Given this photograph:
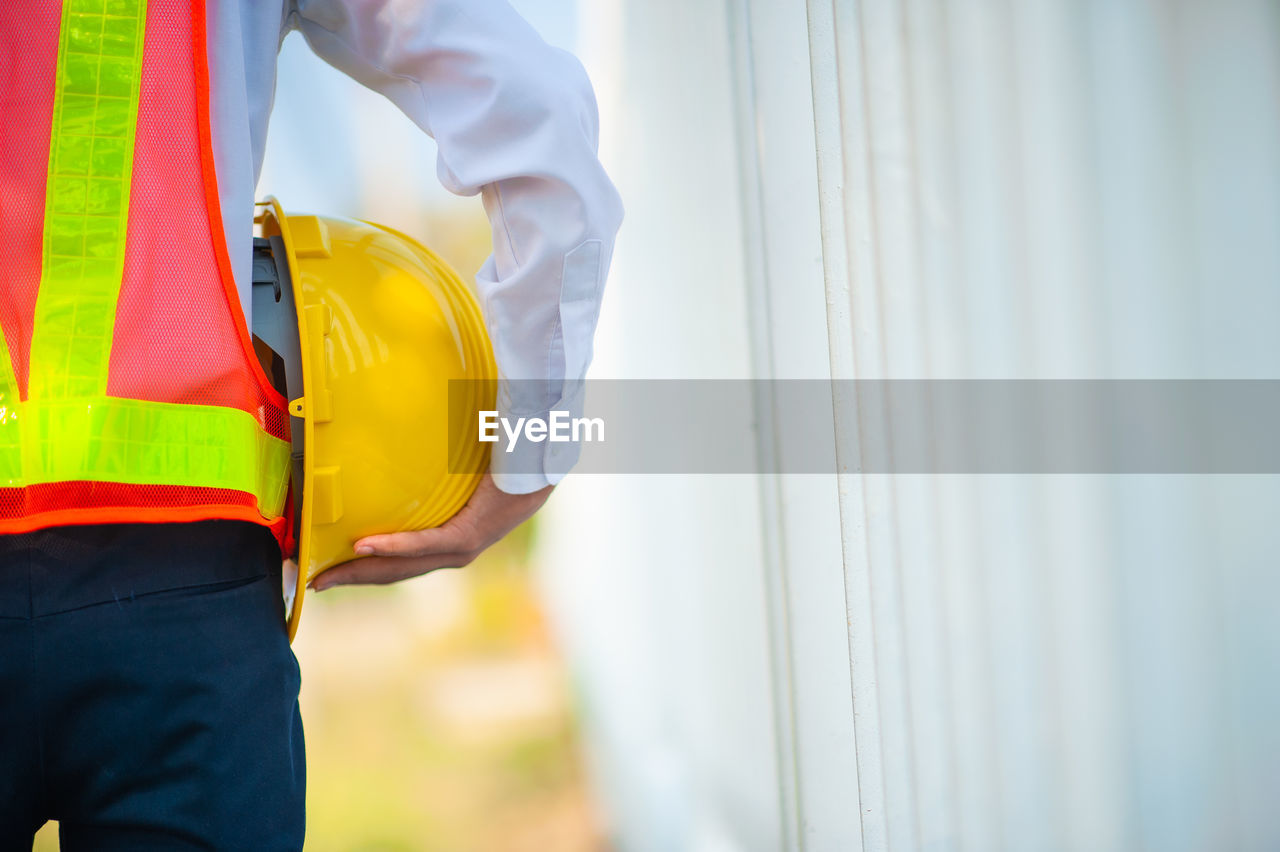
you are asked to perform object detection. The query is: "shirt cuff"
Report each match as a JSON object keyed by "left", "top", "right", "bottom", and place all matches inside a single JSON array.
[{"left": 486, "top": 385, "right": 587, "bottom": 495}]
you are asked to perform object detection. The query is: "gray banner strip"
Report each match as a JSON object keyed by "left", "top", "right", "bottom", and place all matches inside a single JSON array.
[{"left": 450, "top": 380, "right": 1280, "bottom": 474}]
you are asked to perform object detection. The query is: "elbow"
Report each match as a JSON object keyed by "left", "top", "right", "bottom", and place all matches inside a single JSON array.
[
  {"left": 520, "top": 56, "right": 624, "bottom": 241},
  {"left": 544, "top": 57, "right": 623, "bottom": 237},
  {"left": 534, "top": 52, "right": 607, "bottom": 162},
  {"left": 598, "top": 179, "right": 624, "bottom": 240}
]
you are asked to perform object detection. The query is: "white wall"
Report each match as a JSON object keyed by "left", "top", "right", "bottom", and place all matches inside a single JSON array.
[
  {"left": 537, "top": 0, "right": 787, "bottom": 849},
  {"left": 543, "top": 1, "right": 1280, "bottom": 850}
]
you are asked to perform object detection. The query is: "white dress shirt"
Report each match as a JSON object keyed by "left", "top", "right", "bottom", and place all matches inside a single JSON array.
[{"left": 208, "top": 0, "right": 622, "bottom": 494}]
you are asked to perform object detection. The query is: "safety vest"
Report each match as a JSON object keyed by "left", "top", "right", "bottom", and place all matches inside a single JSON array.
[{"left": 0, "top": 1, "right": 292, "bottom": 546}]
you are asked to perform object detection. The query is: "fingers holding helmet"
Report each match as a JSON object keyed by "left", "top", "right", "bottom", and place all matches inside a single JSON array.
[{"left": 310, "top": 474, "right": 553, "bottom": 592}]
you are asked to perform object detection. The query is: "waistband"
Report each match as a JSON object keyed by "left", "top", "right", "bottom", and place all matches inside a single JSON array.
[{"left": 0, "top": 521, "right": 281, "bottom": 619}]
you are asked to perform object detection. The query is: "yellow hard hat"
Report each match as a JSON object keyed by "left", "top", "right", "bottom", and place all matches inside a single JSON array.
[{"left": 253, "top": 198, "right": 495, "bottom": 640}]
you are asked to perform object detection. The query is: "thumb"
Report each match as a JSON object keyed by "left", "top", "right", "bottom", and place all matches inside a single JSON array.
[{"left": 353, "top": 520, "right": 474, "bottom": 557}]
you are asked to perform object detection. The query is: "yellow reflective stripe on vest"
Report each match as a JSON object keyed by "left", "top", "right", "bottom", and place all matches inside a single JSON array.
[
  {"left": 31, "top": 0, "right": 146, "bottom": 400},
  {"left": 0, "top": 335, "right": 20, "bottom": 480},
  {"left": 0, "top": 0, "right": 291, "bottom": 518},
  {"left": 0, "top": 326, "right": 21, "bottom": 431},
  {"left": 0, "top": 399, "right": 290, "bottom": 515}
]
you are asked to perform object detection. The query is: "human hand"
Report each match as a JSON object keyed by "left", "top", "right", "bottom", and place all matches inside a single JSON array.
[{"left": 308, "top": 474, "right": 553, "bottom": 591}]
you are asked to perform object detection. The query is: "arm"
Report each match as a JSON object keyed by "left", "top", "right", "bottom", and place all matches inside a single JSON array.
[{"left": 286, "top": 0, "right": 621, "bottom": 587}]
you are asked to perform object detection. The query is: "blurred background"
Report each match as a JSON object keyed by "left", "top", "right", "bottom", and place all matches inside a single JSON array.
[
  {"left": 38, "top": 0, "right": 1280, "bottom": 849},
  {"left": 248, "top": 2, "right": 604, "bottom": 849},
  {"left": 260, "top": 3, "right": 608, "bottom": 849}
]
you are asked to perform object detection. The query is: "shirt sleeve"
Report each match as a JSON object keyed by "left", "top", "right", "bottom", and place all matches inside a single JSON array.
[{"left": 285, "top": 0, "right": 623, "bottom": 493}]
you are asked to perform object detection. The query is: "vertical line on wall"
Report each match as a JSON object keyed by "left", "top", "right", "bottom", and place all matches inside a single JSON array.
[
  {"left": 723, "top": 0, "right": 804, "bottom": 846},
  {"left": 804, "top": 0, "right": 888, "bottom": 848},
  {"left": 893, "top": 0, "right": 967, "bottom": 844},
  {"left": 932, "top": 0, "right": 1005, "bottom": 846},
  {"left": 849, "top": 0, "right": 924, "bottom": 847}
]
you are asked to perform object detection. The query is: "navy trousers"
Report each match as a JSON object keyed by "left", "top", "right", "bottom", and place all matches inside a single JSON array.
[{"left": 0, "top": 521, "right": 305, "bottom": 851}]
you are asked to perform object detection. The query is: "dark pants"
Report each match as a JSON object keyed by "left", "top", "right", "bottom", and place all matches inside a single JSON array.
[{"left": 0, "top": 521, "right": 305, "bottom": 851}]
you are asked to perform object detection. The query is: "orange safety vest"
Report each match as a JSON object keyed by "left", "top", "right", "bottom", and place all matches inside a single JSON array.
[{"left": 0, "top": 1, "right": 292, "bottom": 548}]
